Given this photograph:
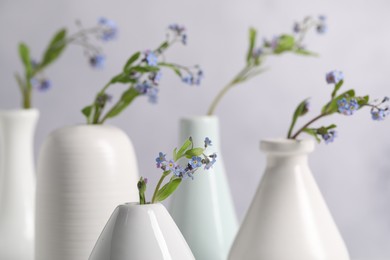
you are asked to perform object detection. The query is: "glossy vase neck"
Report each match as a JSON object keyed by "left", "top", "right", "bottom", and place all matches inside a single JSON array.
[
  {"left": 180, "top": 115, "right": 220, "bottom": 148},
  {"left": 0, "top": 109, "right": 39, "bottom": 215}
]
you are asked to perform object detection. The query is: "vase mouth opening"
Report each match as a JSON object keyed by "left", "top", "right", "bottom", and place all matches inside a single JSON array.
[
  {"left": 0, "top": 108, "right": 40, "bottom": 117},
  {"left": 260, "top": 138, "right": 315, "bottom": 155}
]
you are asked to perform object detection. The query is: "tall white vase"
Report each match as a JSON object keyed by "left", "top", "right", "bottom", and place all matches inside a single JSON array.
[
  {"left": 228, "top": 139, "right": 350, "bottom": 260},
  {"left": 36, "top": 125, "right": 139, "bottom": 260},
  {"left": 89, "top": 203, "right": 195, "bottom": 260},
  {"left": 0, "top": 109, "right": 39, "bottom": 260},
  {"left": 169, "top": 115, "right": 238, "bottom": 260}
]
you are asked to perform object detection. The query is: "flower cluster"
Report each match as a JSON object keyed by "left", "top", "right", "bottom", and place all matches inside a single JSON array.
[
  {"left": 82, "top": 24, "right": 203, "bottom": 124},
  {"left": 293, "top": 15, "right": 327, "bottom": 35},
  {"left": 137, "top": 137, "right": 217, "bottom": 204},
  {"left": 168, "top": 24, "right": 187, "bottom": 45},
  {"left": 287, "top": 70, "right": 389, "bottom": 143},
  {"left": 207, "top": 15, "right": 324, "bottom": 115},
  {"left": 16, "top": 17, "right": 116, "bottom": 108}
]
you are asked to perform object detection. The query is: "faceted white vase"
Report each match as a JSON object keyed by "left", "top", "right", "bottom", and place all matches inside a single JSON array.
[
  {"left": 36, "top": 125, "right": 139, "bottom": 260},
  {"left": 89, "top": 203, "right": 195, "bottom": 260},
  {"left": 169, "top": 115, "right": 238, "bottom": 260},
  {"left": 228, "top": 139, "right": 350, "bottom": 260},
  {"left": 0, "top": 109, "right": 38, "bottom": 260}
]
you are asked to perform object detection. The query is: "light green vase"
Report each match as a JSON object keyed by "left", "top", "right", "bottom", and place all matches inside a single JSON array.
[{"left": 169, "top": 115, "right": 238, "bottom": 260}]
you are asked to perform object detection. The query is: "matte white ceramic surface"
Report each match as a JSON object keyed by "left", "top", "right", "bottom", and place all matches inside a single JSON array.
[
  {"left": 169, "top": 116, "right": 238, "bottom": 260},
  {"left": 89, "top": 203, "right": 195, "bottom": 260},
  {"left": 0, "top": 109, "right": 38, "bottom": 260},
  {"left": 228, "top": 138, "right": 350, "bottom": 260},
  {"left": 36, "top": 125, "right": 139, "bottom": 260}
]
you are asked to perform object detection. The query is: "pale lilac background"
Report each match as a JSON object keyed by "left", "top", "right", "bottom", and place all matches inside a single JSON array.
[{"left": 0, "top": 0, "right": 389, "bottom": 259}]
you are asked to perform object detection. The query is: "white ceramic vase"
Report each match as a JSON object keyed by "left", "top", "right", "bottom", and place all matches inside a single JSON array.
[
  {"left": 89, "top": 203, "right": 195, "bottom": 260},
  {"left": 169, "top": 115, "right": 238, "bottom": 260},
  {"left": 0, "top": 109, "right": 39, "bottom": 260},
  {"left": 36, "top": 125, "right": 139, "bottom": 260},
  {"left": 228, "top": 139, "right": 350, "bottom": 260}
]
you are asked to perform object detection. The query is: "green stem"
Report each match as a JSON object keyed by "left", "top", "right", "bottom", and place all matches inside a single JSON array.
[
  {"left": 290, "top": 113, "right": 328, "bottom": 139},
  {"left": 206, "top": 66, "right": 251, "bottom": 115},
  {"left": 151, "top": 171, "right": 169, "bottom": 203}
]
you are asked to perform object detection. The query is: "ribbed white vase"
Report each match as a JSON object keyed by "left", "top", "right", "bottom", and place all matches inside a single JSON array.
[
  {"left": 36, "top": 125, "right": 139, "bottom": 260},
  {"left": 0, "top": 109, "right": 38, "bottom": 260},
  {"left": 169, "top": 115, "right": 238, "bottom": 260},
  {"left": 228, "top": 139, "right": 350, "bottom": 260},
  {"left": 89, "top": 203, "right": 195, "bottom": 260}
]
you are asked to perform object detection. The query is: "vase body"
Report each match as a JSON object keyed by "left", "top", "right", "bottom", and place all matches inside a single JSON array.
[
  {"left": 228, "top": 139, "right": 350, "bottom": 260},
  {"left": 0, "top": 109, "right": 39, "bottom": 260},
  {"left": 89, "top": 203, "right": 195, "bottom": 260},
  {"left": 36, "top": 125, "right": 139, "bottom": 260},
  {"left": 169, "top": 115, "right": 238, "bottom": 260}
]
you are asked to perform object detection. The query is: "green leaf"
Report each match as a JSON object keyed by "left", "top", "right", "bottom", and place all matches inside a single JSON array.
[
  {"left": 81, "top": 105, "right": 95, "bottom": 124},
  {"left": 102, "top": 87, "right": 140, "bottom": 120},
  {"left": 41, "top": 28, "right": 67, "bottom": 68},
  {"left": 302, "top": 128, "right": 321, "bottom": 143},
  {"left": 155, "top": 178, "right": 182, "bottom": 202},
  {"left": 173, "top": 148, "right": 178, "bottom": 161},
  {"left": 321, "top": 89, "right": 355, "bottom": 114},
  {"left": 110, "top": 73, "right": 136, "bottom": 84},
  {"left": 175, "top": 139, "right": 192, "bottom": 161},
  {"left": 294, "top": 48, "right": 319, "bottom": 56},
  {"left": 287, "top": 98, "right": 309, "bottom": 138},
  {"left": 184, "top": 148, "right": 204, "bottom": 158},
  {"left": 273, "top": 35, "right": 295, "bottom": 54},
  {"left": 18, "top": 43, "right": 32, "bottom": 77},
  {"left": 331, "top": 80, "right": 344, "bottom": 99},
  {"left": 326, "top": 124, "right": 337, "bottom": 130},
  {"left": 123, "top": 52, "right": 141, "bottom": 72},
  {"left": 246, "top": 28, "right": 257, "bottom": 63},
  {"left": 156, "top": 41, "right": 169, "bottom": 53},
  {"left": 356, "top": 95, "right": 369, "bottom": 107}
]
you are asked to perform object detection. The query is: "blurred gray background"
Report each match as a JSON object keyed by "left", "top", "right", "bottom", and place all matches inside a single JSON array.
[{"left": 0, "top": 0, "right": 389, "bottom": 259}]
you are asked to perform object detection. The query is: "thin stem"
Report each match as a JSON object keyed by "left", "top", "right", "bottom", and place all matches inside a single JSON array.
[
  {"left": 290, "top": 113, "right": 328, "bottom": 139},
  {"left": 151, "top": 172, "right": 169, "bottom": 203},
  {"left": 206, "top": 66, "right": 251, "bottom": 115}
]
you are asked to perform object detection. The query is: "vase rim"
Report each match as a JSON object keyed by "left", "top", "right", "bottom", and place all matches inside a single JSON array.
[
  {"left": 260, "top": 138, "right": 315, "bottom": 154},
  {"left": 180, "top": 115, "right": 218, "bottom": 121},
  {"left": 0, "top": 108, "right": 39, "bottom": 116}
]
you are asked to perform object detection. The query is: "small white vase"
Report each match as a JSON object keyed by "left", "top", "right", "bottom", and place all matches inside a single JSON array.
[
  {"left": 228, "top": 138, "right": 350, "bottom": 260},
  {"left": 89, "top": 203, "right": 195, "bottom": 260},
  {"left": 169, "top": 115, "right": 238, "bottom": 260},
  {"left": 36, "top": 125, "right": 139, "bottom": 260},
  {"left": 0, "top": 109, "right": 39, "bottom": 260}
]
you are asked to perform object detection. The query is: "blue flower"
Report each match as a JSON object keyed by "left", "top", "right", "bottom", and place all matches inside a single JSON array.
[
  {"left": 204, "top": 158, "right": 216, "bottom": 170},
  {"left": 181, "top": 34, "right": 187, "bottom": 45},
  {"left": 293, "top": 22, "right": 301, "bottom": 33},
  {"left": 147, "top": 87, "right": 159, "bottom": 104},
  {"left": 182, "top": 75, "right": 193, "bottom": 84},
  {"left": 149, "top": 71, "right": 163, "bottom": 84},
  {"left": 252, "top": 47, "right": 263, "bottom": 59},
  {"left": 172, "top": 165, "right": 184, "bottom": 177},
  {"left": 166, "top": 160, "right": 177, "bottom": 171},
  {"left": 337, "top": 98, "right": 359, "bottom": 116},
  {"left": 135, "top": 81, "right": 152, "bottom": 94},
  {"left": 144, "top": 50, "right": 158, "bottom": 67},
  {"left": 321, "top": 130, "right": 337, "bottom": 144},
  {"left": 204, "top": 137, "right": 212, "bottom": 147},
  {"left": 189, "top": 156, "right": 202, "bottom": 168},
  {"left": 326, "top": 70, "right": 344, "bottom": 84},
  {"left": 168, "top": 24, "right": 186, "bottom": 35},
  {"left": 31, "top": 78, "right": 51, "bottom": 92},
  {"left": 90, "top": 54, "right": 105, "bottom": 69},
  {"left": 156, "top": 152, "right": 166, "bottom": 168},
  {"left": 371, "top": 109, "right": 388, "bottom": 121},
  {"left": 98, "top": 17, "right": 118, "bottom": 41}
]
